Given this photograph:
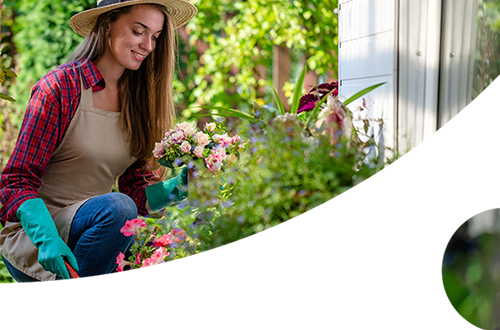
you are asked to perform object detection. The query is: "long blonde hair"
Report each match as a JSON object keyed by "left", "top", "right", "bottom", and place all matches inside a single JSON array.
[{"left": 68, "top": 4, "right": 177, "bottom": 169}]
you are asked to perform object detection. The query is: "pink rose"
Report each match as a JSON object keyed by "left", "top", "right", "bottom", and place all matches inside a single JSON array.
[
  {"left": 153, "top": 142, "right": 165, "bottom": 159},
  {"left": 176, "top": 122, "right": 196, "bottom": 137},
  {"left": 180, "top": 141, "right": 191, "bottom": 153},
  {"left": 213, "top": 146, "right": 227, "bottom": 159},
  {"left": 193, "top": 145, "right": 204, "bottom": 158},
  {"left": 120, "top": 218, "right": 147, "bottom": 237},
  {"left": 194, "top": 131, "right": 210, "bottom": 147},
  {"left": 205, "top": 154, "right": 223, "bottom": 172},
  {"left": 218, "top": 133, "right": 233, "bottom": 148},
  {"left": 205, "top": 122, "right": 216, "bottom": 132},
  {"left": 171, "top": 131, "right": 185, "bottom": 143}
]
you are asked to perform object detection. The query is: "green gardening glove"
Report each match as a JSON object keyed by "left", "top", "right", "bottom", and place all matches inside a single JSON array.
[
  {"left": 17, "top": 198, "right": 79, "bottom": 279},
  {"left": 145, "top": 167, "right": 188, "bottom": 212}
]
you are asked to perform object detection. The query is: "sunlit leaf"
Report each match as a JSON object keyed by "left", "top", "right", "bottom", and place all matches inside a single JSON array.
[
  {"left": 271, "top": 85, "right": 286, "bottom": 115},
  {"left": 0, "top": 93, "right": 16, "bottom": 102},
  {"left": 290, "top": 64, "right": 308, "bottom": 114},
  {"left": 344, "top": 82, "right": 386, "bottom": 106},
  {"left": 2, "top": 69, "right": 17, "bottom": 78},
  {"left": 187, "top": 105, "right": 255, "bottom": 122}
]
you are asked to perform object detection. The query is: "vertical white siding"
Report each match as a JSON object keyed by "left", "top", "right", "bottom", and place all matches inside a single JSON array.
[
  {"left": 339, "top": 0, "right": 398, "bottom": 158},
  {"left": 439, "top": 0, "right": 478, "bottom": 127},
  {"left": 397, "top": 0, "right": 442, "bottom": 153}
]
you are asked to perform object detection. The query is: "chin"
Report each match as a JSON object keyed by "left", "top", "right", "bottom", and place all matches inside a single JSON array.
[{"left": 125, "top": 62, "right": 143, "bottom": 71}]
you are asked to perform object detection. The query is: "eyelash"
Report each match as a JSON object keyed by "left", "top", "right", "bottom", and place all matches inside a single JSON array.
[{"left": 133, "top": 31, "right": 158, "bottom": 40}]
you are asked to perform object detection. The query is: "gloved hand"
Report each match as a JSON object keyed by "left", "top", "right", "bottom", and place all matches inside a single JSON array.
[
  {"left": 17, "top": 198, "right": 79, "bottom": 279},
  {"left": 145, "top": 166, "right": 188, "bottom": 212}
]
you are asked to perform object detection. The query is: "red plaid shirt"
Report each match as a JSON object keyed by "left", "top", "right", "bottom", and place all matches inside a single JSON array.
[{"left": 0, "top": 59, "right": 154, "bottom": 225}]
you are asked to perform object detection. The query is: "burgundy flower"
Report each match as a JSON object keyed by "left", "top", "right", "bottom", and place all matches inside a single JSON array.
[
  {"left": 297, "top": 81, "right": 339, "bottom": 114},
  {"left": 298, "top": 94, "right": 318, "bottom": 113}
]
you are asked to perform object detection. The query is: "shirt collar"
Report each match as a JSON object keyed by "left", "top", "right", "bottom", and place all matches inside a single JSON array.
[{"left": 76, "top": 58, "right": 106, "bottom": 92}]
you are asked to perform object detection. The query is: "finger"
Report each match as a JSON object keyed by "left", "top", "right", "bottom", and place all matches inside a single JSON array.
[
  {"left": 65, "top": 251, "right": 79, "bottom": 272},
  {"left": 57, "top": 262, "right": 70, "bottom": 280}
]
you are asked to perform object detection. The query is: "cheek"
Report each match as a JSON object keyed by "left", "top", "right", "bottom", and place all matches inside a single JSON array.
[{"left": 109, "top": 29, "right": 130, "bottom": 50}]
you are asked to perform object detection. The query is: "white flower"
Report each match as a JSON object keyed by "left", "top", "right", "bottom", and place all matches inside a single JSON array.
[
  {"left": 153, "top": 142, "right": 165, "bottom": 158},
  {"left": 194, "top": 131, "right": 210, "bottom": 147},
  {"left": 180, "top": 141, "right": 191, "bottom": 153},
  {"left": 193, "top": 145, "right": 204, "bottom": 158},
  {"left": 212, "top": 146, "right": 227, "bottom": 159},
  {"left": 205, "top": 122, "right": 216, "bottom": 132},
  {"left": 176, "top": 122, "right": 196, "bottom": 137}
]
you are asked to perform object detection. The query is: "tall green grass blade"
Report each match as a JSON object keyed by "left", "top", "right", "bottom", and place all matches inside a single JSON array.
[
  {"left": 271, "top": 85, "right": 286, "bottom": 115},
  {"left": 343, "top": 82, "right": 386, "bottom": 106},
  {"left": 290, "top": 64, "right": 307, "bottom": 114},
  {"left": 187, "top": 105, "right": 255, "bottom": 122}
]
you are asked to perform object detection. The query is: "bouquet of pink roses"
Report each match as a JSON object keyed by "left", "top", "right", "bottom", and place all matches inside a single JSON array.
[
  {"left": 115, "top": 218, "right": 187, "bottom": 272},
  {"left": 153, "top": 121, "right": 244, "bottom": 172}
]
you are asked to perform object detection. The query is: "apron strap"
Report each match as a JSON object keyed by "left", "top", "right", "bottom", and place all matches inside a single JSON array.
[{"left": 79, "top": 77, "right": 93, "bottom": 108}]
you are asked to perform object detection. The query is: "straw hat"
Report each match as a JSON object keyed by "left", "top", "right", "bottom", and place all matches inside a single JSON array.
[{"left": 70, "top": 0, "right": 197, "bottom": 37}]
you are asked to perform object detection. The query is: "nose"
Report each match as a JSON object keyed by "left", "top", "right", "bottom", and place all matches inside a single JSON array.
[{"left": 140, "top": 37, "right": 154, "bottom": 53}]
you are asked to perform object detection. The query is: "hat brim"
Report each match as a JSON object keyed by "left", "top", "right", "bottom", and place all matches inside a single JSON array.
[{"left": 70, "top": 0, "right": 197, "bottom": 37}]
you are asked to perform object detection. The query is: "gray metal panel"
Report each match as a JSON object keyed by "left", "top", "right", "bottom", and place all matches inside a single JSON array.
[
  {"left": 439, "top": 0, "right": 478, "bottom": 127},
  {"left": 397, "top": 0, "right": 442, "bottom": 153},
  {"left": 339, "top": 0, "right": 398, "bottom": 156}
]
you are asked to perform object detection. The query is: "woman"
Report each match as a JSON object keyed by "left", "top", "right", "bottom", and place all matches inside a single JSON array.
[{"left": 0, "top": 0, "right": 197, "bottom": 282}]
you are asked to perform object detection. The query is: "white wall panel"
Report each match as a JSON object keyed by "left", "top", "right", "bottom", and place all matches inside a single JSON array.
[
  {"left": 339, "top": 0, "right": 398, "bottom": 157},
  {"left": 439, "top": 0, "right": 478, "bottom": 127},
  {"left": 398, "top": 0, "right": 442, "bottom": 153}
]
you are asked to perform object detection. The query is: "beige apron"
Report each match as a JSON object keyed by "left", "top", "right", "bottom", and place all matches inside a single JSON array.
[{"left": 0, "top": 78, "right": 137, "bottom": 281}]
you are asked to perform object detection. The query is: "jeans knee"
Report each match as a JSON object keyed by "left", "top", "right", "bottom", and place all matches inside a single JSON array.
[{"left": 105, "top": 193, "right": 138, "bottom": 223}]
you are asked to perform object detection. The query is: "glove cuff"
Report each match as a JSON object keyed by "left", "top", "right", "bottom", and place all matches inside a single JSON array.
[
  {"left": 146, "top": 168, "right": 188, "bottom": 212},
  {"left": 17, "top": 198, "right": 59, "bottom": 248}
]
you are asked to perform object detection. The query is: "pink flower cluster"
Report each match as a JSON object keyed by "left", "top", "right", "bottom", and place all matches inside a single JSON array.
[
  {"left": 152, "top": 228, "right": 187, "bottom": 247},
  {"left": 120, "top": 218, "right": 147, "bottom": 237},
  {"left": 116, "top": 218, "right": 187, "bottom": 272},
  {"left": 153, "top": 121, "right": 243, "bottom": 173}
]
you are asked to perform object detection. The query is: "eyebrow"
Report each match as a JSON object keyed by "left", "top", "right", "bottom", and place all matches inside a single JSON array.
[{"left": 134, "top": 22, "right": 162, "bottom": 33}]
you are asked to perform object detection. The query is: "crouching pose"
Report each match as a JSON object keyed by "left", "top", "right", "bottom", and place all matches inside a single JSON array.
[{"left": 0, "top": 0, "right": 197, "bottom": 281}]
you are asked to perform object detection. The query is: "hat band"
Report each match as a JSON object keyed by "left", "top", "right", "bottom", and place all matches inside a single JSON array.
[{"left": 97, "top": 0, "right": 133, "bottom": 8}]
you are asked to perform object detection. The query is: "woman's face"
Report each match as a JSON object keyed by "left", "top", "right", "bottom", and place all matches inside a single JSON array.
[{"left": 105, "top": 5, "right": 164, "bottom": 71}]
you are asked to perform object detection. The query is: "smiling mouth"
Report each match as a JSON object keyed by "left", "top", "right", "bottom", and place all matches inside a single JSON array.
[{"left": 132, "top": 50, "right": 146, "bottom": 60}]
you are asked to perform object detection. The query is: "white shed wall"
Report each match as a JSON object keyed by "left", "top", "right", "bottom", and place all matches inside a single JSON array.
[{"left": 338, "top": 0, "right": 398, "bottom": 159}]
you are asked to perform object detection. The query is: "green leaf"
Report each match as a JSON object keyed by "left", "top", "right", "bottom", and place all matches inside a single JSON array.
[
  {"left": 2, "top": 69, "right": 17, "bottom": 78},
  {"left": 271, "top": 85, "right": 286, "bottom": 115},
  {"left": 344, "top": 82, "right": 386, "bottom": 106},
  {"left": 0, "top": 93, "right": 16, "bottom": 102},
  {"left": 290, "top": 64, "right": 308, "bottom": 114},
  {"left": 187, "top": 106, "right": 255, "bottom": 122}
]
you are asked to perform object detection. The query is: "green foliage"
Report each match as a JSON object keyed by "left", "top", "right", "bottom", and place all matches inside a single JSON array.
[
  {"left": 10, "top": 0, "right": 92, "bottom": 113},
  {"left": 159, "top": 103, "right": 383, "bottom": 253},
  {"left": 180, "top": 0, "right": 339, "bottom": 117},
  {"left": 0, "top": 2, "right": 20, "bottom": 169},
  {"left": 443, "top": 220, "right": 500, "bottom": 329}
]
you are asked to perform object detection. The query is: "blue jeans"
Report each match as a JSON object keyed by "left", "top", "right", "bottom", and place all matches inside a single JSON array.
[{"left": 2, "top": 192, "right": 137, "bottom": 282}]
